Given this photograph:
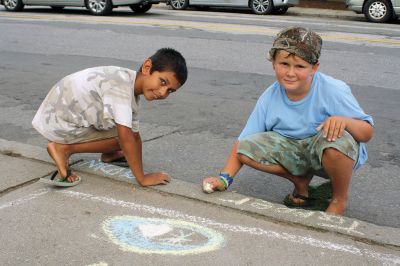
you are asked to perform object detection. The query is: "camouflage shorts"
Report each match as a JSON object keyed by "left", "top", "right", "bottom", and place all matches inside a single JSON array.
[
  {"left": 237, "top": 130, "right": 359, "bottom": 178},
  {"left": 75, "top": 127, "right": 118, "bottom": 143}
]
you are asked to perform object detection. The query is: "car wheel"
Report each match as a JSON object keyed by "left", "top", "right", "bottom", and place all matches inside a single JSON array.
[
  {"left": 50, "top": 6, "right": 65, "bottom": 11},
  {"left": 86, "top": 0, "right": 113, "bottom": 15},
  {"left": 130, "top": 3, "right": 152, "bottom": 13},
  {"left": 3, "top": 0, "right": 24, "bottom": 11},
  {"left": 169, "top": 0, "right": 189, "bottom": 10},
  {"left": 272, "top": 6, "right": 288, "bottom": 15},
  {"left": 363, "top": 0, "right": 393, "bottom": 23},
  {"left": 250, "top": 0, "right": 273, "bottom": 15}
]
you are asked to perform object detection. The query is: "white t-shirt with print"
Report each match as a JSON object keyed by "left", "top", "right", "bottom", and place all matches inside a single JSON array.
[{"left": 32, "top": 66, "right": 139, "bottom": 143}]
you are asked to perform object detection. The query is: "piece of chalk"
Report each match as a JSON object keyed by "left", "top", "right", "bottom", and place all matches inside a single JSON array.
[{"left": 203, "top": 182, "right": 214, "bottom": 194}]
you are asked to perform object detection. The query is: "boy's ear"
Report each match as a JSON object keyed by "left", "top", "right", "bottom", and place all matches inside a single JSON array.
[
  {"left": 141, "top": 59, "right": 152, "bottom": 75},
  {"left": 312, "top": 61, "right": 320, "bottom": 73}
]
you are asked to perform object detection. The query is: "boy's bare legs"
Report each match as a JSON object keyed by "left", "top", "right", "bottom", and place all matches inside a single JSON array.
[
  {"left": 237, "top": 154, "right": 313, "bottom": 204},
  {"left": 47, "top": 138, "right": 121, "bottom": 182},
  {"left": 321, "top": 148, "right": 354, "bottom": 215},
  {"left": 101, "top": 150, "right": 125, "bottom": 163}
]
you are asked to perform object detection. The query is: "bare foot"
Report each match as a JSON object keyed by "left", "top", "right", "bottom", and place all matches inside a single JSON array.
[
  {"left": 101, "top": 150, "right": 124, "bottom": 163},
  {"left": 47, "top": 142, "right": 73, "bottom": 181},
  {"left": 325, "top": 198, "right": 347, "bottom": 215}
]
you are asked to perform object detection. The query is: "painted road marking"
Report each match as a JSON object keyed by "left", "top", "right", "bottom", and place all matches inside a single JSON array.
[
  {"left": 0, "top": 13, "right": 399, "bottom": 46},
  {"left": 103, "top": 216, "right": 224, "bottom": 255},
  {"left": 0, "top": 189, "right": 399, "bottom": 263}
]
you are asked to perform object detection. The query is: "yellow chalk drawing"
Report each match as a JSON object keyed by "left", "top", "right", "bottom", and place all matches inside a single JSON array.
[{"left": 102, "top": 216, "right": 225, "bottom": 255}]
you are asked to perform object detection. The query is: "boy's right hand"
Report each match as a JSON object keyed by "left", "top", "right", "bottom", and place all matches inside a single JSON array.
[
  {"left": 138, "top": 172, "right": 171, "bottom": 186},
  {"left": 202, "top": 177, "right": 226, "bottom": 193}
]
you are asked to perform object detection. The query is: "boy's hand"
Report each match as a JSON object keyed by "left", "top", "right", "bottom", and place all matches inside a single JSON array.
[
  {"left": 317, "top": 116, "right": 349, "bottom": 142},
  {"left": 202, "top": 177, "right": 226, "bottom": 193},
  {"left": 138, "top": 172, "right": 171, "bottom": 186}
]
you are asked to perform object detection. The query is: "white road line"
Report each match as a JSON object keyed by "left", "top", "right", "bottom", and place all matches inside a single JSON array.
[{"left": 60, "top": 190, "right": 400, "bottom": 265}]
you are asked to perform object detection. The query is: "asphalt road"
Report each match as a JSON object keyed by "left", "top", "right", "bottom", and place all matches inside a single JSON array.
[{"left": 0, "top": 5, "right": 399, "bottom": 229}]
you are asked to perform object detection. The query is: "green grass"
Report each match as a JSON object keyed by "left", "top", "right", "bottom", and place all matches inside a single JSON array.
[
  {"left": 308, "top": 181, "right": 332, "bottom": 211},
  {"left": 283, "top": 181, "right": 332, "bottom": 211}
]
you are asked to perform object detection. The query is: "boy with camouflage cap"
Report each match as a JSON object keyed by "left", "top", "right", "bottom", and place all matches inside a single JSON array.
[
  {"left": 33, "top": 48, "right": 187, "bottom": 187},
  {"left": 203, "top": 27, "right": 373, "bottom": 215}
]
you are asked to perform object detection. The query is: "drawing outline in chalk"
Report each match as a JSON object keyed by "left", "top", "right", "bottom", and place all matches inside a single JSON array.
[{"left": 102, "top": 216, "right": 225, "bottom": 255}]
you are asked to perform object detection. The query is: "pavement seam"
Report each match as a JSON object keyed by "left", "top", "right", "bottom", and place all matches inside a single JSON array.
[
  {"left": 143, "top": 129, "right": 180, "bottom": 142},
  {"left": 0, "top": 176, "right": 43, "bottom": 197}
]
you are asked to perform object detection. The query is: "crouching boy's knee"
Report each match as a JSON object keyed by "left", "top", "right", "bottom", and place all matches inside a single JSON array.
[{"left": 322, "top": 147, "right": 347, "bottom": 161}]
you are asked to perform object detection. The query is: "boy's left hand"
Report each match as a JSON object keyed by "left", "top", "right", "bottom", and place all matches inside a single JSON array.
[
  {"left": 317, "top": 116, "right": 349, "bottom": 142},
  {"left": 139, "top": 172, "right": 171, "bottom": 186}
]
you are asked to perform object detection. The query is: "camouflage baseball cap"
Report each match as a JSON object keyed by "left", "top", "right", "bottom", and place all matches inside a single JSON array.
[{"left": 268, "top": 27, "right": 322, "bottom": 65}]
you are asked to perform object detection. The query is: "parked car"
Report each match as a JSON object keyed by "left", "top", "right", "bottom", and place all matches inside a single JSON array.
[
  {"left": 346, "top": 0, "right": 399, "bottom": 23},
  {"left": 0, "top": 0, "right": 160, "bottom": 15},
  {"left": 167, "top": 0, "right": 298, "bottom": 15}
]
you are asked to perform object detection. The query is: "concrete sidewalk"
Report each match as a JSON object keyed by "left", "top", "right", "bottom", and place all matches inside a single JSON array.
[{"left": 1, "top": 138, "right": 399, "bottom": 250}]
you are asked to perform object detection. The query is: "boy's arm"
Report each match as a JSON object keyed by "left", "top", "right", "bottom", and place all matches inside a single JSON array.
[
  {"left": 117, "top": 124, "right": 170, "bottom": 186},
  {"left": 203, "top": 141, "right": 243, "bottom": 191},
  {"left": 221, "top": 141, "right": 243, "bottom": 176},
  {"left": 317, "top": 116, "right": 373, "bottom": 143}
]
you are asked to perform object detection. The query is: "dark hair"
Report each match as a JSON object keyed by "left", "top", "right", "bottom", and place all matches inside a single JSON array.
[{"left": 148, "top": 48, "right": 188, "bottom": 86}]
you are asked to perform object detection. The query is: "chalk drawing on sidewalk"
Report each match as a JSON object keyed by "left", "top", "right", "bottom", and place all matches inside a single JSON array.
[
  {"left": 220, "top": 197, "right": 363, "bottom": 235},
  {"left": 76, "top": 160, "right": 134, "bottom": 180},
  {"left": 0, "top": 188, "right": 49, "bottom": 210},
  {"left": 102, "top": 216, "right": 225, "bottom": 255},
  {"left": 85, "top": 262, "right": 108, "bottom": 266}
]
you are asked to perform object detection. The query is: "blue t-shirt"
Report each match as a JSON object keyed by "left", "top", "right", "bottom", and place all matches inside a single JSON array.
[{"left": 238, "top": 72, "right": 373, "bottom": 170}]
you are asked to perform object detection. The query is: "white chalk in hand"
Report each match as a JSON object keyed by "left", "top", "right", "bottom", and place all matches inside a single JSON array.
[{"left": 203, "top": 182, "right": 215, "bottom": 194}]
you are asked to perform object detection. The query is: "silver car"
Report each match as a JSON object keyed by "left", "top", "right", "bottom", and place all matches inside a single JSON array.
[
  {"left": 1, "top": 0, "right": 160, "bottom": 15},
  {"left": 346, "top": 0, "right": 400, "bottom": 22},
  {"left": 167, "top": 0, "right": 298, "bottom": 15}
]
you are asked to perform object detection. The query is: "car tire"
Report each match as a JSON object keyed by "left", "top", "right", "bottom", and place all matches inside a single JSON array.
[
  {"left": 272, "top": 6, "right": 288, "bottom": 15},
  {"left": 86, "top": 0, "right": 113, "bottom": 15},
  {"left": 3, "top": 0, "right": 24, "bottom": 11},
  {"left": 363, "top": 0, "right": 393, "bottom": 23},
  {"left": 130, "top": 3, "right": 152, "bottom": 13},
  {"left": 169, "top": 0, "right": 189, "bottom": 10},
  {"left": 250, "top": 0, "right": 273, "bottom": 15},
  {"left": 50, "top": 6, "right": 65, "bottom": 11}
]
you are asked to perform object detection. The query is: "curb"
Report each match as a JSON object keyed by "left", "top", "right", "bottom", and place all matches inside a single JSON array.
[
  {"left": 154, "top": 4, "right": 364, "bottom": 21},
  {"left": 0, "top": 138, "right": 399, "bottom": 249},
  {"left": 287, "top": 7, "right": 364, "bottom": 20}
]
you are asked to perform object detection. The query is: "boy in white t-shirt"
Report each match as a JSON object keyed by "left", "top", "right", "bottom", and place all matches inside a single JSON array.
[{"left": 32, "top": 48, "right": 187, "bottom": 187}]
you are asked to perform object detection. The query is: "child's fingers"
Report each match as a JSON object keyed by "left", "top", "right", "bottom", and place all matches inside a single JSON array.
[
  {"left": 332, "top": 121, "right": 343, "bottom": 141},
  {"left": 327, "top": 121, "right": 335, "bottom": 141},
  {"left": 202, "top": 176, "right": 222, "bottom": 193},
  {"left": 323, "top": 120, "right": 331, "bottom": 138},
  {"left": 338, "top": 122, "right": 346, "bottom": 138},
  {"left": 316, "top": 123, "right": 323, "bottom": 131}
]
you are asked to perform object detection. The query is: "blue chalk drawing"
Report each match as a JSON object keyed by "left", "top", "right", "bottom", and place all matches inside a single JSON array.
[{"left": 103, "top": 216, "right": 225, "bottom": 255}]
